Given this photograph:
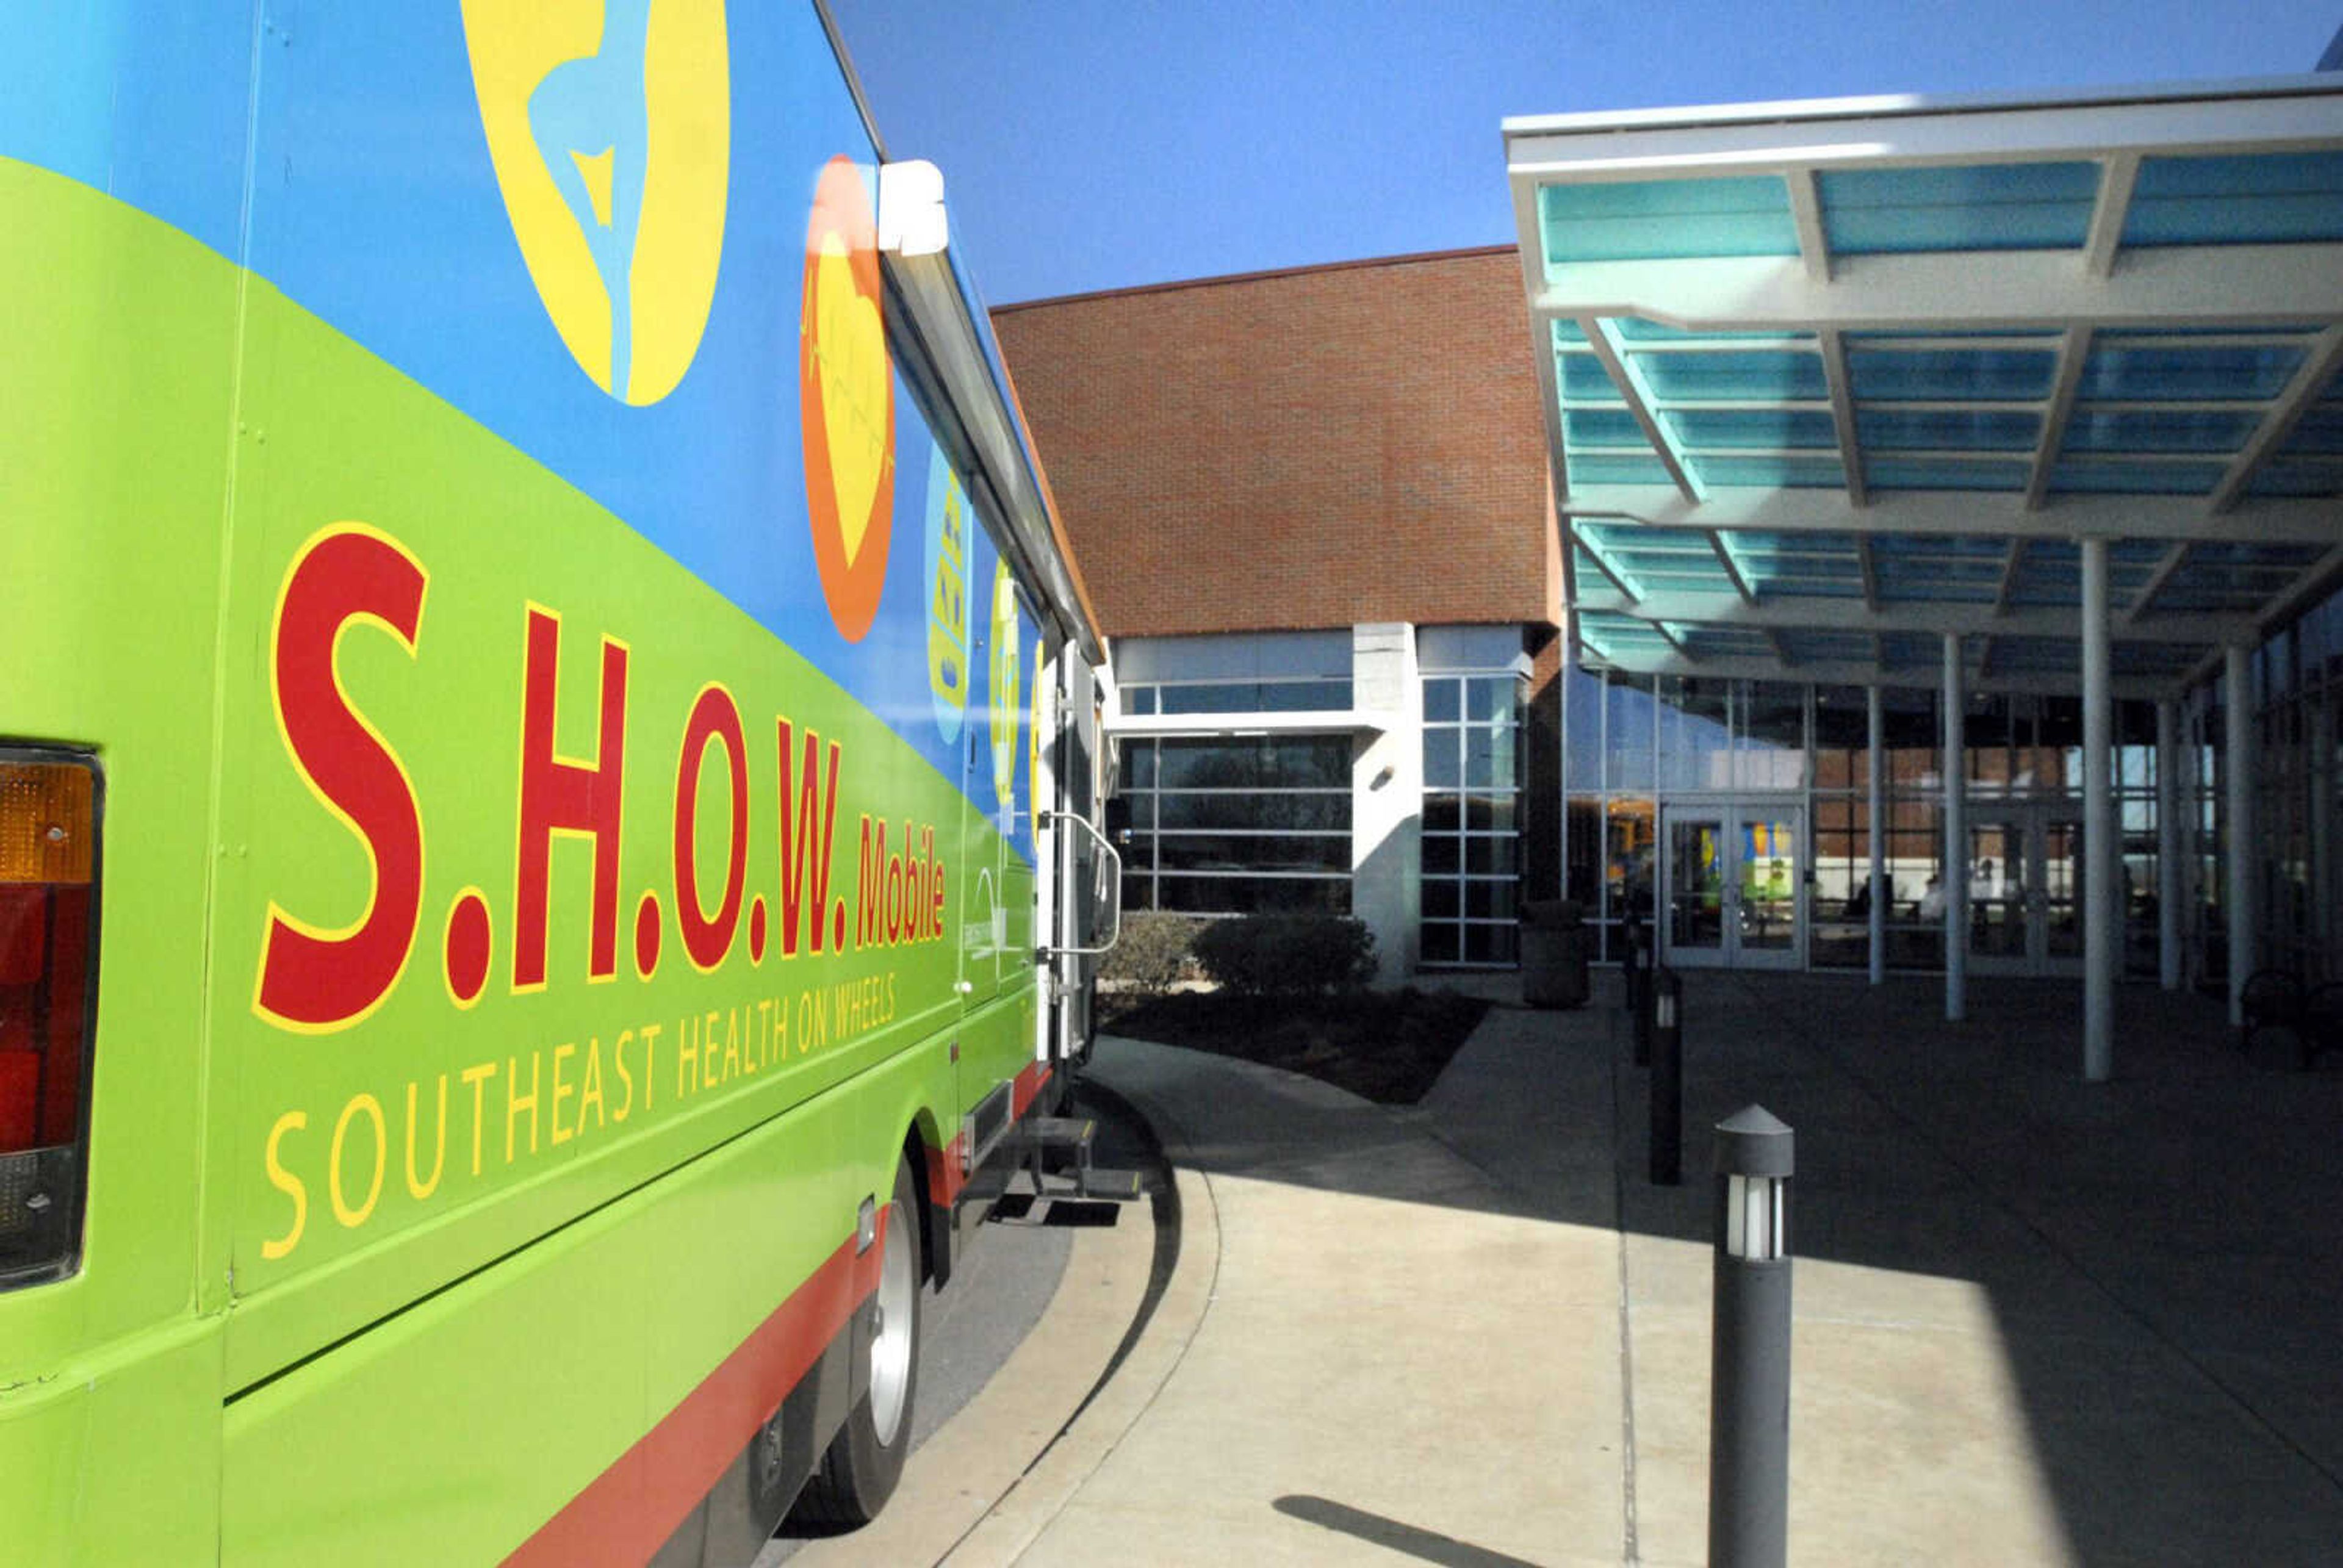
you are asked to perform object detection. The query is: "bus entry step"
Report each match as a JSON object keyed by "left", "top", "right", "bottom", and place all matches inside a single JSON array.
[
  {"left": 1076, "top": 1166, "right": 1146, "bottom": 1201},
  {"left": 1012, "top": 1115, "right": 1146, "bottom": 1202}
]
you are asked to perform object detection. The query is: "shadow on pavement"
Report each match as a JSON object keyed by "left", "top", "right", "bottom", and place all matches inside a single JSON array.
[
  {"left": 1273, "top": 1495, "right": 1543, "bottom": 1567},
  {"left": 1098, "top": 966, "right": 2343, "bottom": 1566}
]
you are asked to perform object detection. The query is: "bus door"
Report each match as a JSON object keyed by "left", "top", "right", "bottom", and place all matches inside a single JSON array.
[
  {"left": 1051, "top": 655, "right": 1112, "bottom": 1067},
  {"left": 956, "top": 563, "right": 1022, "bottom": 1016},
  {"left": 951, "top": 548, "right": 1040, "bottom": 1157},
  {"left": 1028, "top": 639, "right": 1060, "bottom": 1074}
]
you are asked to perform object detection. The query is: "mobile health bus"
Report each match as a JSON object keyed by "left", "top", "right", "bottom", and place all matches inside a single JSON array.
[{"left": 0, "top": 3, "right": 1117, "bottom": 1561}]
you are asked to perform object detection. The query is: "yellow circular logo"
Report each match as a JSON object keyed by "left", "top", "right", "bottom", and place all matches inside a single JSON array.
[
  {"left": 1029, "top": 636, "right": 1046, "bottom": 799},
  {"left": 990, "top": 563, "right": 1022, "bottom": 808},
  {"left": 461, "top": 0, "right": 729, "bottom": 405}
]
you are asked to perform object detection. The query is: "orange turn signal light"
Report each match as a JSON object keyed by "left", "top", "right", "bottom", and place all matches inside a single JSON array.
[{"left": 0, "top": 761, "right": 95, "bottom": 885}]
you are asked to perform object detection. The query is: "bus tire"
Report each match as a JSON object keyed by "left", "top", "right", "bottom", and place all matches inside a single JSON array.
[{"left": 791, "top": 1154, "right": 922, "bottom": 1528}]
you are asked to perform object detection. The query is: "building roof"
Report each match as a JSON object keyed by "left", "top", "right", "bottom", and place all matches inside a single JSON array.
[
  {"left": 1505, "top": 75, "right": 2343, "bottom": 697},
  {"left": 992, "top": 248, "right": 1557, "bottom": 642}
]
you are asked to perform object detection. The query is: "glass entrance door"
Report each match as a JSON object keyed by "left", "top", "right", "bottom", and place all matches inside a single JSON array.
[
  {"left": 1661, "top": 805, "right": 1804, "bottom": 969},
  {"left": 2038, "top": 811, "right": 2084, "bottom": 973},
  {"left": 1738, "top": 811, "right": 1801, "bottom": 964},
  {"left": 1664, "top": 812, "right": 1729, "bottom": 963},
  {"left": 1967, "top": 818, "right": 2029, "bottom": 968},
  {"left": 1966, "top": 803, "right": 2084, "bottom": 976}
]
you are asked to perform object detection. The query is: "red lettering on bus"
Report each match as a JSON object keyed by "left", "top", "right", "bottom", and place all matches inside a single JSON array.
[
  {"left": 513, "top": 608, "right": 628, "bottom": 990},
  {"left": 774, "top": 722, "right": 841, "bottom": 955},
  {"left": 856, "top": 815, "right": 885, "bottom": 949},
  {"left": 674, "top": 685, "right": 749, "bottom": 971},
  {"left": 254, "top": 527, "right": 429, "bottom": 1032}
]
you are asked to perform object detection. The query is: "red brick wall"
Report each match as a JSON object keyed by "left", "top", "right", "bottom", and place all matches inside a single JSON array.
[{"left": 992, "top": 248, "right": 1555, "bottom": 640}]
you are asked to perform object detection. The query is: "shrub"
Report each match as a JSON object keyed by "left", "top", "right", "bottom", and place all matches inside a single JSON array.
[
  {"left": 1100, "top": 911, "right": 1207, "bottom": 993},
  {"left": 1192, "top": 914, "right": 1377, "bottom": 996}
]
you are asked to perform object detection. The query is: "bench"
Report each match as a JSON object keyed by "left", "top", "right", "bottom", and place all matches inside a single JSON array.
[{"left": 2238, "top": 970, "right": 2343, "bottom": 1070}]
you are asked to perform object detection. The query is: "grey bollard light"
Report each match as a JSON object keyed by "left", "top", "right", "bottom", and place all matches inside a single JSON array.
[
  {"left": 1649, "top": 968, "right": 1683, "bottom": 1185},
  {"left": 1625, "top": 916, "right": 1652, "bottom": 1066},
  {"left": 1710, "top": 1106, "right": 1793, "bottom": 1568}
]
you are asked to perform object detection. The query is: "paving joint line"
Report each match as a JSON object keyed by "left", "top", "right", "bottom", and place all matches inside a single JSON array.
[
  {"left": 1337, "top": 1005, "right": 1646, "bottom": 1566},
  {"left": 1610, "top": 999, "right": 1643, "bottom": 1567}
]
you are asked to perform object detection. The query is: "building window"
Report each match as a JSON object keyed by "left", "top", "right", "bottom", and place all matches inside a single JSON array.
[
  {"left": 1420, "top": 670, "right": 1527, "bottom": 966},
  {"left": 1117, "top": 735, "right": 1352, "bottom": 916},
  {"left": 1121, "top": 675, "right": 1353, "bottom": 716}
]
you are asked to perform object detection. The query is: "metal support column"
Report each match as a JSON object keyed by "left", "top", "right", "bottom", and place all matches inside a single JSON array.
[
  {"left": 2225, "top": 647, "right": 2255, "bottom": 1027},
  {"left": 1867, "top": 685, "right": 1886, "bottom": 985},
  {"left": 2081, "top": 538, "right": 2114, "bottom": 1082},
  {"left": 1943, "top": 633, "right": 1966, "bottom": 1022},
  {"left": 2314, "top": 696, "right": 2336, "bottom": 965},
  {"left": 2156, "top": 699, "right": 2183, "bottom": 991},
  {"left": 2180, "top": 702, "right": 2204, "bottom": 987}
]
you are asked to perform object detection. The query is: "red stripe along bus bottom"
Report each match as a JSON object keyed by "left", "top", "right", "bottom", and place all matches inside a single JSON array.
[
  {"left": 503, "top": 1215, "right": 886, "bottom": 1567},
  {"left": 923, "top": 1062, "right": 1055, "bottom": 1209}
]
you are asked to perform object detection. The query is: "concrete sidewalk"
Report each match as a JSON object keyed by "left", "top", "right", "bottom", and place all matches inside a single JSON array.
[
  {"left": 924, "top": 969, "right": 2343, "bottom": 1566},
  {"left": 1009, "top": 1029, "right": 1628, "bottom": 1567}
]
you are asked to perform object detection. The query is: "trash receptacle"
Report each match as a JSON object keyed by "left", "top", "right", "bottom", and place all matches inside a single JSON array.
[{"left": 1521, "top": 899, "right": 1590, "bottom": 1009}]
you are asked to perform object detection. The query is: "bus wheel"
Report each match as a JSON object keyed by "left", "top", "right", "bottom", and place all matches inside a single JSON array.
[{"left": 793, "top": 1155, "right": 922, "bottom": 1528}]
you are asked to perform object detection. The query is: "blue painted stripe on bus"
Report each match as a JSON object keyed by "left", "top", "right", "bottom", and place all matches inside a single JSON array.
[
  {"left": 2, "top": 2, "right": 1041, "bottom": 862},
  {"left": 0, "top": 0, "right": 254, "bottom": 261}
]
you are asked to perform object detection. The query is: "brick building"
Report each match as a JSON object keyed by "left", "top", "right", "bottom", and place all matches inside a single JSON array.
[{"left": 993, "top": 248, "right": 1564, "bottom": 976}]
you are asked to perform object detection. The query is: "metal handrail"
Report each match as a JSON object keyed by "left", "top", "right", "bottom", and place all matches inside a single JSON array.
[{"left": 1037, "top": 809, "right": 1122, "bottom": 957}]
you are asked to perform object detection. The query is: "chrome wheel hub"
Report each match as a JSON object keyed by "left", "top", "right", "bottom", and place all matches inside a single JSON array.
[{"left": 868, "top": 1198, "right": 915, "bottom": 1447}]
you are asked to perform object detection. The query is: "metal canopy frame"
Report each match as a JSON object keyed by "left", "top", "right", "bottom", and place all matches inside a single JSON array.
[{"left": 1505, "top": 75, "right": 2343, "bottom": 696}]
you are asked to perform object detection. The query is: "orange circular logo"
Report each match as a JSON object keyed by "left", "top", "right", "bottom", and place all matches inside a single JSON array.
[{"left": 800, "top": 157, "right": 895, "bottom": 642}]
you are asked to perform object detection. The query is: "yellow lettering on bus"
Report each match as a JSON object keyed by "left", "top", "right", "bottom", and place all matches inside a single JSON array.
[
  {"left": 506, "top": 1052, "right": 541, "bottom": 1162},
  {"left": 262, "top": 1111, "right": 309, "bottom": 1261},
  {"left": 579, "top": 1036, "right": 607, "bottom": 1133},
  {"left": 612, "top": 1028, "right": 636, "bottom": 1122},
  {"left": 551, "top": 1041, "right": 577, "bottom": 1145},
  {"left": 675, "top": 1012, "right": 700, "bottom": 1098},
  {"left": 462, "top": 1060, "right": 498, "bottom": 1174},
  {"left": 330, "top": 1093, "right": 387, "bottom": 1229},
  {"left": 406, "top": 1076, "right": 448, "bottom": 1200}
]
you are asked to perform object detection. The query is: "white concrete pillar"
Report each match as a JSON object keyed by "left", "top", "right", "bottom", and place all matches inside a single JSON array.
[
  {"left": 2224, "top": 646, "right": 2256, "bottom": 1026},
  {"left": 2156, "top": 699, "right": 2183, "bottom": 991},
  {"left": 1353, "top": 623, "right": 1420, "bottom": 984},
  {"left": 1943, "top": 633, "right": 1967, "bottom": 1022},
  {"left": 2081, "top": 538, "right": 2114, "bottom": 1082},
  {"left": 1868, "top": 684, "right": 1887, "bottom": 985}
]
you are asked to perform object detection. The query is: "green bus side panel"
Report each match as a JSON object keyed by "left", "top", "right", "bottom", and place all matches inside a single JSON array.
[
  {"left": 205, "top": 246, "right": 1000, "bottom": 1378},
  {"left": 220, "top": 1040, "right": 946, "bottom": 1565},
  {"left": 0, "top": 1318, "right": 222, "bottom": 1566},
  {"left": 2, "top": 0, "right": 1071, "bottom": 1554},
  {"left": 0, "top": 162, "right": 237, "bottom": 1552}
]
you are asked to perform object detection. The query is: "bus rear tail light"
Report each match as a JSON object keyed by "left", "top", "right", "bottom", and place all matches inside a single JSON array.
[{"left": 0, "top": 752, "right": 101, "bottom": 1288}]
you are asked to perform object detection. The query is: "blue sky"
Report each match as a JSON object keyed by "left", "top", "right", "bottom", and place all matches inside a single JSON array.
[{"left": 824, "top": 1, "right": 2331, "bottom": 306}]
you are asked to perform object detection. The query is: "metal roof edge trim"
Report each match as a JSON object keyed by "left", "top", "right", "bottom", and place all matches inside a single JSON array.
[
  {"left": 990, "top": 244, "right": 1522, "bottom": 315},
  {"left": 1101, "top": 711, "right": 1393, "bottom": 738},
  {"left": 1501, "top": 73, "right": 2343, "bottom": 141}
]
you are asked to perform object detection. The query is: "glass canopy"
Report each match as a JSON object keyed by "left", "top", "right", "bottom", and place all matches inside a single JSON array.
[{"left": 1506, "top": 77, "right": 2343, "bottom": 698}]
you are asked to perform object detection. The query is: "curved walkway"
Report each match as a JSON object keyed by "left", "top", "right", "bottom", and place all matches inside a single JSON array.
[
  {"left": 804, "top": 971, "right": 2343, "bottom": 1565},
  {"left": 1023, "top": 1030, "right": 1627, "bottom": 1566}
]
